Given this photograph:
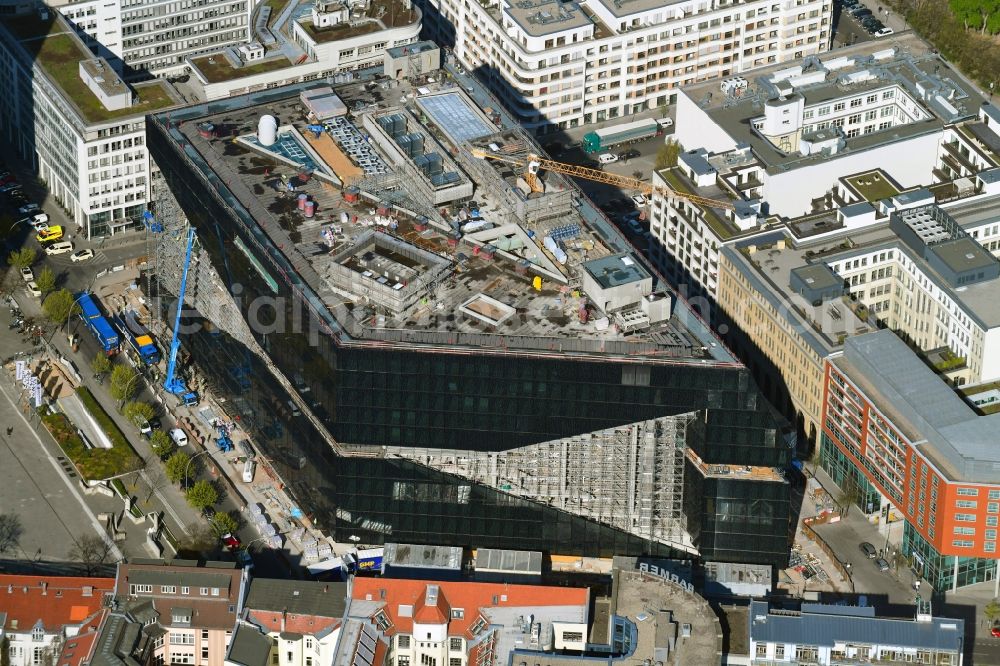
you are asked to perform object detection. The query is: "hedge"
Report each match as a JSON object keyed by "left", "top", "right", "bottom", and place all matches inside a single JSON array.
[{"left": 39, "top": 387, "right": 141, "bottom": 482}]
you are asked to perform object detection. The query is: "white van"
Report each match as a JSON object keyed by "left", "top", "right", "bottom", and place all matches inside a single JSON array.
[
  {"left": 45, "top": 241, "right": 73, "bottom": 255},
  {"left": 598, "top": 153, "right": 618, "bottom": 165},
  {"left": 170, "top": 428, "right": 189, "bottom": 446},
  {"left": 242, "top": 459, "right": 256, "bottom": 483}
]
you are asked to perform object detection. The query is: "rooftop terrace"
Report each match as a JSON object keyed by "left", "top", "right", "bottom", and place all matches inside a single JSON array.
[
  {"left": 2, "top": 15, "right": 177, "bottom": 124},
  {"left": 159, "top": 80, "right": 728, "bottom": 363},
  {"left": 297, "top": 0, "right": 418, "bottom": 42},
  {"left": 190, "top": 53, "right": 293, "bottom": 84},
  {"left": 503, "top": 0, "right": 593, "bottom": 37}
]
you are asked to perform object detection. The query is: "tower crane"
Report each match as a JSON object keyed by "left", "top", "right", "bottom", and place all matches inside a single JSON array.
[
  {"left": 469, "top": 148, "right": 735, "bottom": 210},
  {"left": 163, "top": 226, "right": 199, "bottom": 407}
]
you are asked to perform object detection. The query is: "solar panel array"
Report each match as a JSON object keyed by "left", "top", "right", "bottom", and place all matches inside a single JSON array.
[
  {"left": 325, "top": 117, "right": 388, "bottom": 176},
  {"left": 417, "top": 92, "right": 494, "bottom": 143},
  {"left": 549, "top": 224, "right": 581, "bottom": 241}
]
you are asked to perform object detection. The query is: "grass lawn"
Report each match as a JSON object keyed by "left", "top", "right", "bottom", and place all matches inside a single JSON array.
[
  {"left": 191, "top": 54, "right": 293, "bottom": 83},
  {"left": 39, "top": 387, "right": 140, "bottom": 482},
  {"left": 847, "top": 171, "right": 900, "bottom": 202},
  {"left": 6, "top": 16, "right": 175, "bottom": 123},
  {"left": 301, "top": 19, "right": 382, "bottom": 42}
]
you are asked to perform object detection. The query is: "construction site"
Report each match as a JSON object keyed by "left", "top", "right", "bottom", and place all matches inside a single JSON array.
[{"left": 142, "top": 66, "right": 794, "bottom": 566}]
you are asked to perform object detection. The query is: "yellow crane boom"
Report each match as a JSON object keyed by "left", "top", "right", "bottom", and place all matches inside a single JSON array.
[{"left": 470, "top": 148, "right": 735, "bottom": 210}]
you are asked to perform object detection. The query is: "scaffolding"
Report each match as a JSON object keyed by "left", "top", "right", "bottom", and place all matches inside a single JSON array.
[{"left": 384, "top": 414, "right": 695, "bottom": 552}]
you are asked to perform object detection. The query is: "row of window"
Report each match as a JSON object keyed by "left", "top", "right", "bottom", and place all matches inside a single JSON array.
[{"left": 129, "top": 583, "right": 222, "bottom": 596}]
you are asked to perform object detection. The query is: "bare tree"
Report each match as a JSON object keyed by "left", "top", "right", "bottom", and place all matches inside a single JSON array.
[
  {"left": 143, "top": 460, "right": 171, "bottom": 506},
  {"left": 67, "top": 534, "right": 114, "bottom": 575},
  {"left": 0, "top": 514, "right": 23, "bottom": 555}
]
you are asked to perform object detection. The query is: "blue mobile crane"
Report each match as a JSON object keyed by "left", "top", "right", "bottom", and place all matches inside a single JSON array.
[{"left": 163, "top": 227, "right": 199, "bottom": 407}]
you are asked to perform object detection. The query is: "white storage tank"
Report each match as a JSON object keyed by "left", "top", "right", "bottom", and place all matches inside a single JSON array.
[{"left": 258, "top": 114, "right": 278, "bottom": 146}]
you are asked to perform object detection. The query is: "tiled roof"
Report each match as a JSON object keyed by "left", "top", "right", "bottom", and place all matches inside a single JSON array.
[
  {"left": 246, "top": 609, "right": 340, "bottom": 638},
  {"left": 0, "top": 575, "right": 114, "bottom": 634},
  {"left": 117, "top": 562, "right": 243, "bottom": 630},
  {"left": 244, "top": 579, "right": 348, "bottom": 618},
  {"left": 58, "top": 609, "right": 106, "bottom": 666},
  {"left": 350, "top": 579, "right": 589, "bottom": 637}
]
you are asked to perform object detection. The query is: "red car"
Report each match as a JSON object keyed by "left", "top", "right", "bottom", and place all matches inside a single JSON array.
[
  {"left": 221, "top": 533, "right": 241, "bottom": 551},
  {"left": 992, "top": 627, "right": 1000, "bottom": 638}
]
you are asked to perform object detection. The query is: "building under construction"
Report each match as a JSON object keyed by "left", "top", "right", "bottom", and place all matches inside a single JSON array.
[{"left": 144, "top": 71, "right": 793, "bottom": 567}]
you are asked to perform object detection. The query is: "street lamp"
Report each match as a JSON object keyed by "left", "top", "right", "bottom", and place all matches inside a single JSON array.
[{"left": 183, "top": 448, "right": 213, "bottom": 489}]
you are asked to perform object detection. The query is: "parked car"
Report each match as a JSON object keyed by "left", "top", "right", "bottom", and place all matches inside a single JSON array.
[
  {"left": 598, "top": 153, "right": 619, "bottom": 164},
  {"left": 136, "top": 417, "right": 153, "bottom": 438},
  {"left": 70, "top": 248, "right": 95, "bottom": 262},
  {"left": 860, "top": 542, "right": 878, "bottom": 559},
  {"left": 618, "top": 149, "right": 641, "bottom": 161},
  {"left": 861, "top": 15, "right": 879, "bottom": 27},
  {"left": 26, "top": 281, "right": 41, "bottom": 298},
  {"left": 627, "top": 219, "right": 644, "bottom": 235},
  {"left": 874, "top": 557, "right": 890, "bottom": 572},
  {"left": 19, "top": 267, "right": 33, "bottom": 282},
  {"left": 875, "top": 26, "right": 894, "bottom": 36},
  {"left": 169, "top": 428, "right": 189, "bottom": 446},
  {"left": 853, "top": 8, "right": 873, "bottom": 19},
  {"left": 44, "top": 241, "right": 73, "bottom": 255},
  {"left": 36, "top": 225, "right": 63, "bottom": 244},
  {"left": 0, "top": 182, "right": 20, "bottom": 193},
  {"left": 221, "top": 533, "right": 241, "bottom": 551},
  {"left": 18, "top": 203, "right": 39, "bottom": 215},
  {"left": 991, "top": 626, "right": 1000, "bottom": 638},
  {"left": 31, "top": 213, "right": 49, "bottom": 226},
  {"left": 631, "top": 194, "right": 648, "bottom": 206}
]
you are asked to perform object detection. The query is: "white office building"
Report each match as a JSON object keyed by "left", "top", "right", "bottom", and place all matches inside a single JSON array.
[
  {"left": 53, "top": 0, "right": 251, "bottom": 76},
  {"left": 0, "top": 12, "right": 180, "bottom": 236},
  {"left": 418, "top": 0, "right": 830, "bottom": 134}
]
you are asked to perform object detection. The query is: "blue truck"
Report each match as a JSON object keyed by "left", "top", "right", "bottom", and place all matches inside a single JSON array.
[
  {"left": 114, "top": 309, "right": 161, "bottom": 365},
  {"left": 77, "top": 292, "right": 119, "bottom": 356}
]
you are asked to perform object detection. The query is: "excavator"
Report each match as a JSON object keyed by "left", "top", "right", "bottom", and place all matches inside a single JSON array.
[{"left": 469, "top": 147, "right": 735, "bottom": 210}]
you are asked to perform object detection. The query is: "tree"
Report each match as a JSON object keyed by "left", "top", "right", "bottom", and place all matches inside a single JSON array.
[
  {"left": 164, "top": 451, "right": 191, "bottom": 484},
  {"left": 42, "top": 288, "right": 77, "bottom": 324},
  {"left": 837, "top": 478, "right": 862, "bottom": 517},
  {"left": 142, "top": 458, "right": 170, "bottom": 505},
  {"left": 175, "top": 525, "right": 216, "bottom": 560},
  {"left": 67, "top": 534, "right": 114, "bottom": 575},
  {"left": 986, "top": 599, "right": 1000, "bottom": 627},
  {"left": 34, "top": 266, "right": 56, "bottom": 295},
  {"left": 1, "top": 635, "right": 9, "bottom": 666},
  {"left": 0, "top": 513, "right": 23, "bottom": 555},
  {"left": 123, "top": 401, "right": 155, "bottom": 427},
  {"left": 209, "top": 511, "right": 240, "bottom": 537},
  {"left": 655, "top": 139, "right": 682, "bottom": 170},
  {"left": 91, "top": 352, "right": 112, "bottom": 377},
  {"left": 150, "top": 430, "right": 175, "bottom": 460},
  {"left": 186, "top": 480, "right": 219, "bottom": 512},
  {"left": 7, "top": 248, "right": 36, "bottom": 270},
  {"left": 110, "top": 365, "right": 140, "bottom": 405},
  {"left": 949, "top": 0, "right": 1000, "bottom": 33}
]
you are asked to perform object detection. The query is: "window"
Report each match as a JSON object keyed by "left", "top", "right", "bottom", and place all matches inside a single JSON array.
[
  {"left": 200, "top": 588, "right": 208, "bottom": 596},
  {"left": 850, "top": 98, "right": 862, "bottom": 108},
  {"left": 989, "top": 516, "right": 999, "bottom": 527},
  {"left": 398, "top": 635, "right": 411, "bottom": 649},
  {"left": 211, "top": 588, "right": 220, "bottom": 597},
  {"left": 449, "top": 660, "right": 461, "bottom": 666},
  {"left": 817, "top": 105, "right": 830, "bottom": 116},
  {"left": 201, "top": 630, "right": 209, "bottom": 641},
  {"left": 756, "top": 644, "right": 767, "bottom": 657},
  {"left": 130, "top": 584, "right": 152, "bottom": 594},
  {"left": 32, "top": 626, "right": 44, "bottom": 642},
  {"left": 988, "top": 541, "right": 997, "bottom": 552},
  {"left": 833, "top": 102, "right": 845, "bottom": 112},
  {"left": 172, "top": 611, "right": 192, "bottom": 625},
  {"left": 306, "top": 638, "right": 313, "bottom": 650},
  {"left": 307, "top": 659, "right": 313, "bottom": 666},
  {"left": 33, "top": 647, "right": 43, "bottom": 665},
  {"left": 449, "top": 638, "right": 462, "bottom": 651},
  {"left": 955, "top": 513, "right": 976, "bottom": 522},
  {"left": 882, "top": 89, "right": 895, "bottom": 99},
  {"left": 952, "top": 540, "right": 974, "bottom": 548},
  {"left": 958, "top": 488, "right": 980, "bottom": 496},
  {"left": 954, "top": 527, "right": 975, "bottom": 535},
  {"left": 161, "top": 585, "right": 176, "bottom": 594},
  {"left": 956, "top": 500, "right": 978, "bottom": 509},
  {"left": 451, "top": 609, "right": 464, "bottom": 619},
  {"left": 397, "top": 658, "right": 411, "bottom": 666},
  {"left": 990, "top": 490, "right": 1000, "bottom": 500},
  {"left": 848, "top": 113, "right": 862, "bottom": 125},
  {"left": 866, "top": 94, "right": 878, "bottom": 104},
  {"left": 170, "top": 632, "right": 195, "bottom": 645},
  {"left": 181, "top": 586, "right": 190, "bottom": 595},
  {"left": 803, "top": 109, "right": 814, "bottom": 119},
  {"left": 775, "top": 645, "right": 785, "bottom": 659},
  {"left": 880, "top": 106, "right": 894, "bottom": 117},
  {"left": 470, "top": 618, "right": 487, "bottom": 636},
  {"left": 561, "top": 631, "right": 584, "bottom": 642},
  {"left": 272, "top": 654, "right": 279, "bottom": 665}
]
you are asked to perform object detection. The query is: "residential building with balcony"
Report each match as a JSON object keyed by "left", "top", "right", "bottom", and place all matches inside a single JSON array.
[
  {"left": 643, "top": 36, "right": 999, "bottom": 443},
  {"left": 416, "top": 0, "right": 829, "bottom": 134},
  {"left": 116, "top": 559, "right": 248, "bottom": 666},
  {"left": 0, "top": 11, "right": 182, "bottom": 237},
  {"left": 0, "top": 575, "right": 114, "bottom": 666},
  {"left": 748, "top": 600, "right": 964, "bottom": 665},
  {"left": 822, "top": 329, "right": 1000, "bottom": 591}
]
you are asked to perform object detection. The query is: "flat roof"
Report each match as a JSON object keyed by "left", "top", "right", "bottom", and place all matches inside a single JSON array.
[
  {"left": 503, "top": 0, "right": 592, "bottom": 37},
  {"left": 189, "top": 54, "right": 293, "bottom": 84},
  {"left": 684, "top": 34, "right": 983, "bottom": 173},
  {"left": 928, "top": 236, "right": 996, "bottom": 274},
  {"left": 153, "top": 79, "right": 732, "bottom": 363},
  {"left": 749, "top": 601, "right": 964, "bottom": 653},
  {"left": 593, "top": 0, "right": 687, "bottom": 19},
  {"left": 1, "top": 14, "right": 178, "bottom": 125},
  {"left": 833, "top": 330, "right": 1000, "bottom": 483},
  {"left": 582, "top": 253, "right": 650, "bottom": 288}
]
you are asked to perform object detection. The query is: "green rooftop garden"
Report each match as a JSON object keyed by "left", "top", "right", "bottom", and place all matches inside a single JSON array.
[
  {"left": 39, "top": 388, "right": 140, "bottom": 482},
  {"left": 191, "top": 54, "right": 293, "bottom": 83},
  {"left": 660, "top": 167, "right": 736, "bottom": 240},
  {"left": 4, "top": 15, "right": 176, "bottom": 124},
  {"left": 300, "top": 18, "right": 382, "bottom": 42},
  {"left": 846, "top": 170, "right": 900, "bottom": 202}
]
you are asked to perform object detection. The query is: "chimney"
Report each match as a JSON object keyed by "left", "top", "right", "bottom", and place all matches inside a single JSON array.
[
  {"left": 41, "top": 582, "right": 47, "bottom": 596},
  {"left": 83, "top": 586, "right": 94, "bottom": 597}
]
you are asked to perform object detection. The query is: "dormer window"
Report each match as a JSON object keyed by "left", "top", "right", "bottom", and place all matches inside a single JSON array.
[
  {"left": 32, "top": 626, "right": 44, "bottom": 642},
  {"left": 374, "top": 611, "right": 392, "bottom": 631}
]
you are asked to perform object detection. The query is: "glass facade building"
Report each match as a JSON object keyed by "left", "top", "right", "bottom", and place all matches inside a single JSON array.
[{"left": 145, "top": 97, "right": 793, "bottom": 567}]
